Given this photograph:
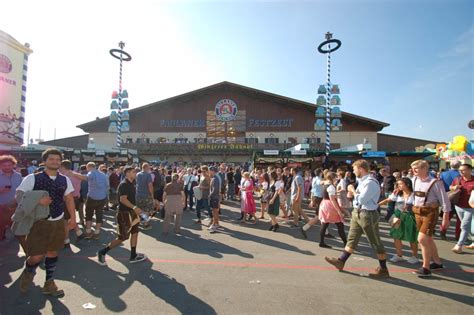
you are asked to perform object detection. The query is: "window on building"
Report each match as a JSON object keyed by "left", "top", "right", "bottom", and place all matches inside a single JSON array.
[
  {"left": 206, "top": 110, "right": 246, "bottom": 143},
  {"left": 264, "top": 138, "right": 279, "bottom": 144},
  {"left": 174, "top": 138, "right": 188, "bottom": 144},
  {"left": 194, "top": 138, "right": 207, "bottom": 143},
  {"left": 245, "top": 138, "right": 259, "bottom": 144},
  {"left": 304, "top": 137, "right": 321, "bottom": 144}
]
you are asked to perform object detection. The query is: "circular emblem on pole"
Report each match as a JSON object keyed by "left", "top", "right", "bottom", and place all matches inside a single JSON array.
[
  {"left": 0, "top": 54, "right": 12, "bottom": 73},
  {"left": 317, "top": 39, "right": 342, "bottom": 54},
  {"left": 469, "top": 120, "right": 474, "bottom": 129},
  {"left": 215, "top": 99, "right": 238, "bottom": 122},
  {"left": 109, "top": 49, "right": 132, "bottom": 61}
]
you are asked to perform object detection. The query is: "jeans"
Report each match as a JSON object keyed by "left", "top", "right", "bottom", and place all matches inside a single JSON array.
[
  {"left": 196, "top": 199, "right": 212, "bottom": 220},
  {"left": 227, "top": 183, "right": 235, "bottom": 199},
  {"left": 455, "top": 206, "right": 474, "bottom": 246},
  {"left": 185, "top": 188, "right": 194, "bottom": 210}
]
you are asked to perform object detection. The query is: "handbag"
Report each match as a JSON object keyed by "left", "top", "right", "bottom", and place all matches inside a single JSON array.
[
  {"left": 390, "top": 217, "right": 401, "bottom": 229},
  {"left": 262, "top": 190, "right": 272, "bottom": 202},
  {"left": 447, "top": 177, "right": 462, "bottom": 205},
  {"left": 193, "top": 186, "right": 202, "bottom": 201}
]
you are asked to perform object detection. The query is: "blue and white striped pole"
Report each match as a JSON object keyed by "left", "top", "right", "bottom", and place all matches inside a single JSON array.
[
  {"left": 116, "top": 43, "right": 124, "bottom": 148},
  {"left": 317, "top": 32, "right": 341, "bottom": 158},
  {"left": 109, "top": 41, "right": 131, "bottom": 148},
  {"left": 325, "top": 43, "right": 332, "bottom": 156},
  {"left": 19, "top": 48, "right": 30, "bottom": 144}
]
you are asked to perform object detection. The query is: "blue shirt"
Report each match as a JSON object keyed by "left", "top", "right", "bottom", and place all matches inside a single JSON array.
[
  {"left": 87, "top": 169, "right": 109, "bottom": 200},
  {"left": 136, "top": 171, "right": 152, "bottom": 198},
  {"left": 353, "top": 175, "right": 380, "bottom": 211},
  {"left": 0, "top": 170, "right": 23, "bottom": 205},
  {"left": 440, "top": 169, "right": 460, "bottom": 191},
  {"left": 311, "top": 176, "right": 322, "bottom": 198},
  {"left": 291, "top": 173, "right": 305, "bottom": 200}
]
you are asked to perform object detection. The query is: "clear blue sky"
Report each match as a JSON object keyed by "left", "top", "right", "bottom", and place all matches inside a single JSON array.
[{"left": 1, "top": 0, "right": 472, "bottom": 143}]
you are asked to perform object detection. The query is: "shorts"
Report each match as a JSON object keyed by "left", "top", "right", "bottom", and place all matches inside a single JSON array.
[
  {"left": 85, "top": 197, "right": 107, "bottom": 223},
  {"left": 136, "top": 196, "right": 155, "bottom": 213},
  {"left": 413, "top": 206, "right": 439, "bottom": 237},
  {"left": 346, "top": 210, "right": 385, "bottom": 254},
  {"left": 117, "top": 211, "right": 140, "bottom": 241},
  {"left": 210, "top": 198, "right": 220, "bottom": 209},
  {"left": 26, "top": 219, "right": 65, "bottom": 256}
]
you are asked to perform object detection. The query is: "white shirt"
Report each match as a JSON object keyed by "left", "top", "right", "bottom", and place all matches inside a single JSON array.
[
  {"left": 353, "top": 175, "right": 380, "bottom": 211},
  {"left": 17, "top": 173, "right": 74, "bottom": 221},
  {"left": 327, "top": 185, "right": 336, "bottom": 196}
]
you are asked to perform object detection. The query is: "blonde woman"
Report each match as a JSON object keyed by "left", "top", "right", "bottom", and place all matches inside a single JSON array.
[{"left": 318, "top": 171, "right": 347, "bottom": 248}]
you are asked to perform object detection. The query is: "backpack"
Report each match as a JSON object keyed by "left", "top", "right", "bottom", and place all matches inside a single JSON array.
[{"left": 153, "top": 171, "right": 164, "bottom": 191}]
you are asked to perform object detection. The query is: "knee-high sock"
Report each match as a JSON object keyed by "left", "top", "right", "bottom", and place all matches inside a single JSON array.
[{"left": 45, "top": 257, "right": 58, "bottom": 281}]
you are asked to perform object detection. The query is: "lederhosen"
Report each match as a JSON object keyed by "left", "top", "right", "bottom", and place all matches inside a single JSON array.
[
  {"left": 26, "top": 172, "right": 67, "bottom": 256},
  {"left": 412, "top": 178, "right": 439, "bottom": 236}
]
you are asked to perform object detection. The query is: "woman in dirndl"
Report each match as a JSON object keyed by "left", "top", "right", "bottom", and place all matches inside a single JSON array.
[
  {"left": 378, "top": 177, "right": 419, "bottom": 264},
  {"left": 318, "top": 171, "right": 347, "bottom": 248},
  {"left": 240, "top": 172, "right": 257, "bottom": 223},
  {"left": 336, "top": 169, "right": 352, "bottom": 217},
  {"left": 267, "top": 171, "right": 282, "bottom": 232}
]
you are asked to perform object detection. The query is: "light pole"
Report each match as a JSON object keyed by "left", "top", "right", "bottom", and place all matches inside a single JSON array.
[
  {"left": 109, "top": 41, "right": 132, "bottom": 148},
  {"left": 317, "top": 32, "right": 342, "bottom": 157}
]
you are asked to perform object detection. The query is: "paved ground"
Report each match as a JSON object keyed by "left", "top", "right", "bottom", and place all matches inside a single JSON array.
[{"left": 1, "top": 200, "right": 473, "bottom": 314}]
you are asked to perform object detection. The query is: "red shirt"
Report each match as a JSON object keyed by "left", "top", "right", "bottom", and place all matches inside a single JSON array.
[
  {"left": 453, "top": 176, "right": 474, "bottom": 208},
  {"left": 109, "top": 173, "right": 120, "bottom": 190}
]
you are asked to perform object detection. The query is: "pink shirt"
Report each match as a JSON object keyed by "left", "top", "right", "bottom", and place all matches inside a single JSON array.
[
  {"left": 62, "top": 172, "right": 82, "bottom": 198},
  {"left": 413, "top": 176, "right": 451, "bottom": 212}
]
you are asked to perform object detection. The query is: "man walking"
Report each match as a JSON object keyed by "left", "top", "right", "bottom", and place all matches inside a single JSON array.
[
  {"left": 439, "top": 161, "right": 461, "bottom": 240},
  {"left": 325, "top": 160, "right": 389, "bottom": 278},
  {"left": 183, "top": 168, "right": 197, "bottom": 211},
  {"left": 380, "top": 167, "right": 396, "bottom": 221},
  {"left": 411, "top": 160, "right": 450, "bottom": 277},
  {"left": 97, "top": 166, "right": 147, "bottom": 265},
  {"left": 68, "top": 162, "right": 109, "bottom": 239},
  {"left": 208, "top": 166, "right": 221, "bottom": 233},
  {"left": 290, "top": 168, "right": 309, "bottom": 227},
  {"left": 0, "top": 155, "right": 23, "bottom": 242},
  {"left": 59, "top": 160, "right": 84, "bottom": 248},
  {"left": 135, "top": 163, "right": 154, "bottom": 230},
  {"left": 18, "top": 149, "right": 77, "bottom": 295}
]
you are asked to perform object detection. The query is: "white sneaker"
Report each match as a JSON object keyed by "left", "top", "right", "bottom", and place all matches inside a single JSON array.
[
  {"left": 452, "top": 245, "right": 463, "bottom": 254},
  {"left": 389, "top": 255, "right": 405, "bottom": 263},
  {"left": 407, "top": 256, "right": 419, "bottom": 264},
  {"left": 208, "top": 225, "right": 217, "bottom": 233}
]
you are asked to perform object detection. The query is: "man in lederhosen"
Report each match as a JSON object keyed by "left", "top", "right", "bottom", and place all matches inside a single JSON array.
[
  {"left": 18, "top": 149, "right": 77, "bottom": 296},
  {"left": 410, "top": 160, "right": 450, "bottom": 277},
  {"left": 325, "top": 159, "right": 389, "bottom": 278},
  {"left": 97, "top": 166, "right": 147, "bottom": 265}
]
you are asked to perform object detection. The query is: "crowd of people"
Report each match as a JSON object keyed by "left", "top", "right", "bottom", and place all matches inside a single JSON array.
[{"left": 0, "top": 148, "right": 473, "bottom": 296}]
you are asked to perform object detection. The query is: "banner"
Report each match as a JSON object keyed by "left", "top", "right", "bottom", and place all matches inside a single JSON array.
[{"left": 0, "top": 30, "right": 33, "bottom": 145}]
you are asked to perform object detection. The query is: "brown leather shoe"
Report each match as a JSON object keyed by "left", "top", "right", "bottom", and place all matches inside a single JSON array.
[
  {"left": 41, "top": 279, "right": 65, "bottom": 297},
  {"left": 19, "top": 270, "right": 35, "bottom": 293},
  {"left": 368, "top": 267, "right": 390, "bottom": 279},
  {"left": 325, "top": 256, "right": 345, "bottom": 271}
]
